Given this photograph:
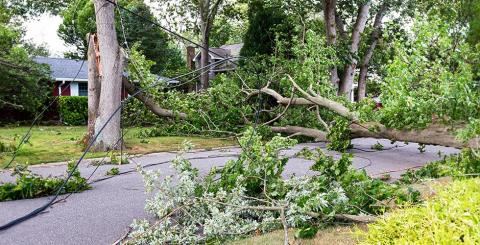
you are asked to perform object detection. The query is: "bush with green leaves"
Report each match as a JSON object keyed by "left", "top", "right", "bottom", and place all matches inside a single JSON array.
[
  {"left": 58, "top": 96, "right": 88, "bottom": 125},
  {"left": 0, "top": 161, "right": 90, "bottom": 201},
  {"left": 360, "top": 178, "right": 480, "bottom": 244}
]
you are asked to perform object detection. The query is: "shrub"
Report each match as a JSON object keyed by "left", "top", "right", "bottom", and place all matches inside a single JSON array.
[
  {"left": 360, "top": 178, "right": 480, "bottom": 244},
  {"left": 0, "top": 161, "right": 90, "bottom": 201},
  {"left": 58, "top": 96, "right": 88, "bottom": 125}
]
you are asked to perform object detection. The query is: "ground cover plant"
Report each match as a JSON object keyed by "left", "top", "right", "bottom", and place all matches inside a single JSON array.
[
  {"left": 360, "top": 178, "right": 480, "bottom": 244},
  {"left": 0, "top": 161, "right": 90, "bottom": 201},
  {"left": 0, "top": 126, "right": 235, "bottom": 167},
  {"left": 127, "top": 129, "right": 419, "bottom": 244}
]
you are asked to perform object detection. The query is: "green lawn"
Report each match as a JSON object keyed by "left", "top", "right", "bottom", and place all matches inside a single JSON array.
[
  {"left": 228, "top": 226, "right": 361, "bottom": 245},
  {"left": 0, "top": 126, "right": 236, "bottom": 168}
]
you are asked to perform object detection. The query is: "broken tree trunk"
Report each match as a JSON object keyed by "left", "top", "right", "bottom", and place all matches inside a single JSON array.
[
  {"left": 86, "top": 33, "right": 101, "bottom": 145},
  {"left": 122, "top": 77, "right": 187, "bottom": 119},
  {"left": 93, "top": 0, "right": 124, "bottom": 151}
]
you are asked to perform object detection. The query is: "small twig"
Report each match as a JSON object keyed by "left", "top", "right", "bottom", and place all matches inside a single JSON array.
[{"left": 112, "top": 227, "right": 132, "bottom": 245}]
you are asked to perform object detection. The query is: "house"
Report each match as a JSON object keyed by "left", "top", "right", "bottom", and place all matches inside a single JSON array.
[
  {"left": 34, "top": 56, "right": 89, "bottom": 96},
  {"left": 34, "top": 56, "right": 179, "bottom": 97},
  {"left": 191, "top": 43, "right": 243, "bottom": 79}
]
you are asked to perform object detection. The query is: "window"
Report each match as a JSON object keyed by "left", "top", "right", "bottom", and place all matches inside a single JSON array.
[{"left": 78, "top": 83, "right": 88, "bottom": 96}]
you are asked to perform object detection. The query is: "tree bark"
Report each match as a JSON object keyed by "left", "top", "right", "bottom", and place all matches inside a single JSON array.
[
  {"left": 199, "top": 31, "right": 210, "bottom": 90},
  {"left": 93, "top": 0, "right": 124, "bottom": 151},
  {"left": 339, "top": 1, "right": 371, "bottom": 99},
  {"left": 357, "top": 3, "right": 388, "bottom": 101},
  {"left": 271, "top": 126, "right": 327, "bottom": 141},
  {"left": 122, "top": 77, "right": 187, "bottom": 119},
  {"left": 323, "top": 0, "right": 339, "bottom": 87},
  {"left": 86, "top": 33, "right": 101, "bottom": 145}
]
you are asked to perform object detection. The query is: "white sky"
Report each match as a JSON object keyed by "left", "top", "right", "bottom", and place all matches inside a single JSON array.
[{"left": 23, "top": 14, "right": 73, "bottom": 58}]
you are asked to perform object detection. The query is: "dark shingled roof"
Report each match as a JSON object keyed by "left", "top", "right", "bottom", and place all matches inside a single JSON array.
[{"left": 34, "top": 56, "right": 88, "bottom": 80}]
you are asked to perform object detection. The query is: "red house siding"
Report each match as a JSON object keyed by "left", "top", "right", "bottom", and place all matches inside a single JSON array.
[
  {"left": 53, "top": 81, "right": 71, "bottom": 96},
  {"left": 61, "top": 82, "right": 71, "bottom": 96}
]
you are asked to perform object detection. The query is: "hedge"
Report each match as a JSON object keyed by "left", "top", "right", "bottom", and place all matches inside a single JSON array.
[
  {"left": 360, "top": 178, "right": 480, "bottom": 244},
  {"left": 58, "top": 96, "right": 88, "bottom": 125}
]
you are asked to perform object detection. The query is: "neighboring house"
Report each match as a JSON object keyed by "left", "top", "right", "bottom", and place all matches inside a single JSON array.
[
  {"left": 192, "top": 43, "right": 243, "bottom": 79},
  {"left": 34, "top": 56, "right": 179, "bottom": 97},
  {"left": 34, "top": 56, "right": 89, "bottom": 97}
]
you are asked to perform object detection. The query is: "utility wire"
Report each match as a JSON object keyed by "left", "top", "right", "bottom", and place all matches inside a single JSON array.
[
  {"left": 0, "top": 58, "right": 235, "bottom": 231},
  {"left": 0, "top": 0, "right": 261, "bottom": 231}
]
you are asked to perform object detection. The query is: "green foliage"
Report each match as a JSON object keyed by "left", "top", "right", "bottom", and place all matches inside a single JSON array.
[
  {"left": 0, "top": 161, "right": 90, "bottom": 201},
  {"left": 360, "top": 178, "right": 480, "bottom": 244},
  {"left": 378, "top": 16, "right": 480, "bottom": 137},
  {"left": 58, "top": 0, "right": 184, "bottom": 73},
  {"left": 308, "top": 149, "right": 419, "bottom": 215},
  {"left": 106, "top": 167, "right": 120, "bottom": 176},
  {"left": 371, "top": 142, "right": 384, "bottom": 151},
  {"left": 131, "top": 131, "right": 422, "bottom": 243},
  {"left": 241, "top": 0, "right": 295, "bottom": 57},
  {"left": 326, "top": 117, "right": 352, "bottom": 152},
  {"left": 295, "top": 226, "right": 318, "bottom": 239},
  {"left": 58, "top": 96, "right": 87, "bottom": 125},
  {"left": 108, "top": 152, "right": 129, "bottom": 165},
  {"left": 399, "top": 148, "right": 480, "bottom": 184},
  {"left": 208, "top": 127, "right": 297, "bottom": 196},
  {"left": 0, "top": 2, "right": 51, "bottom": 114}
]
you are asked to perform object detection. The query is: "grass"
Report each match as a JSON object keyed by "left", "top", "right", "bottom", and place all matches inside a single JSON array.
[
  {"left": 229, "top": 225, "right": 362, "bottom": 245},
  {"left": 0, "top": 126, "right": 236, "bottom": 167}
]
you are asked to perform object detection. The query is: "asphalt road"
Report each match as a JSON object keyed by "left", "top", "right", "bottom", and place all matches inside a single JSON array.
[{"left": 0, "top": 138, "right": 459, "bottom": 245}]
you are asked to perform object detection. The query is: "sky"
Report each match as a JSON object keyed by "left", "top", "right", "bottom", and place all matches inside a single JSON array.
[{"left": 23, "top": 14, "right": 73, "bottom": 58}]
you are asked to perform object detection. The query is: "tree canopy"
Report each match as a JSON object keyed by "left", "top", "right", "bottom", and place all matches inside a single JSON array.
[{"left": 58, "top": 0, "right": 184, "bottom": 74}]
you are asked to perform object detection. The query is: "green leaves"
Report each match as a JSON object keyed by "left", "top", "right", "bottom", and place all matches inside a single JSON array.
[{"left": 0, "top": 161, "right": 90, "bottom": 201}]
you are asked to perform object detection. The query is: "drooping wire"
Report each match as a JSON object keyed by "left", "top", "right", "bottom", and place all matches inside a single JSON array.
[
  {"left": 0, "top": 57, "right": 235, "bottom": 231},
  {"left": 0, "top": 0, "right": 263, "bottom": 231}
]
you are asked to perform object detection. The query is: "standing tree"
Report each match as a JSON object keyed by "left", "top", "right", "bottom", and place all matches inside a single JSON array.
[
  {"left": 240, "top": 0, "right": 293, "bottom": 57},
  {"left": 322, "top": 0, "right": 413, "bottom": 100},
  {"left": 92, "top": 0, "right": 123, "bottom": 151},
  {"left": 151, "top": 0, "right": 233, "bottom": 90}
]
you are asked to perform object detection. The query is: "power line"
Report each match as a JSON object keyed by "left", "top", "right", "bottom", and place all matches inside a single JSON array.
[{"left": 0, "top": 58, "right": 234, "bottom": 231}]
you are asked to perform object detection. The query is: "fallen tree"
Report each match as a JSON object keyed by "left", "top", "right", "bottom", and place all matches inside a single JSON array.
[{"left": 248, "top": 76, "right": 479, "bottom": 149}]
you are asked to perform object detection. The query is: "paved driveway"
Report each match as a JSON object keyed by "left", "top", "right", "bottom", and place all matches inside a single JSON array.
[{"left": 0, "top": 138, "right": 459, "bottom": 245}]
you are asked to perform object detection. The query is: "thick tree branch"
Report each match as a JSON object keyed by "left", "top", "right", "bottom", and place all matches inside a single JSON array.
[
  {"left": 350, "top": 122, "right": 479, "bottom": 149},
  {"left": 122, "top": 77, "right": 187, "bottom": 119},
  {"left": 271, "top": 126, "right": 327, "bottom": 141}
]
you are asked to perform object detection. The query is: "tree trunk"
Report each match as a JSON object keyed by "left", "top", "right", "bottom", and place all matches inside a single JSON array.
[
  {"left": 93, "top": 0, "right": 124, "bottom": 151},
  {"left": 86, "top": 33, "right": 101, "bottom": 145},
  {"left": 339, "top": 1, "right": 371, "bottom": 99},
  {"left": 357, "top": 3, "right": 388, "bottom": 101},
  {"left": 199, "top": 32, "right": 210, "bottom": 90},
  {"left": 323, "top": 0, "right": 339, "bottom": 87}
]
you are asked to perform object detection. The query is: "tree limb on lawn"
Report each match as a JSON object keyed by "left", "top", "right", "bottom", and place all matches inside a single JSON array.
[{"left": 122, "top": 77, "right": 187, "bottom": 120}]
